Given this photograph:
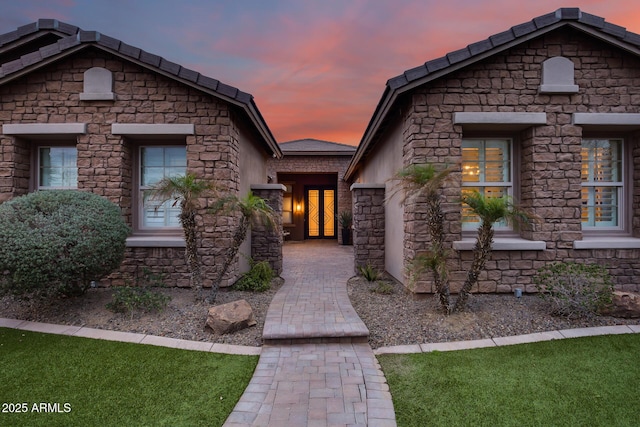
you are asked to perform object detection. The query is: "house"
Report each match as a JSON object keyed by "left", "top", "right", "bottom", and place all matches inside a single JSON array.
[
  {"left": 345, "top": 8, "right": 640, "bottom": 294},
  {"left": 268, "top": 139, "right": 355, "bottom": 243},
  {"left": 0, "top": 20, "right": 284, "bottom": 288}
]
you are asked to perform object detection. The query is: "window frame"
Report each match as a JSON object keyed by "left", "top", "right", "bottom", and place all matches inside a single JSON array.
[
  {"left": 580, "top": 134, "right": 632, "bottom": 236},
  {"left": 33, "top": 142, "right": 78, "bottom": 190},
  {"left": 282, "top": 182, "right": 294, "bottom": 225},
  {"left": 461, "top": 136, "right": 517, "bottom": 234},
  {"left": 132, "top": 142, "right": 187, "bottom": 234}
]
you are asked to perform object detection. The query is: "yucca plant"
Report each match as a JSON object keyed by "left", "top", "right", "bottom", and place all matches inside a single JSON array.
[
  {"left": 453, "top": 190, "right": 534, "bottom": 312},
  {"left": 208, "top": 191, "right": 275, "bottom": 302},
  {"left": 395, "top": 164, "right": 456, "bottom": 313},
  {"left": 147, "top": 173, "right": 216, "bottom": 292}
]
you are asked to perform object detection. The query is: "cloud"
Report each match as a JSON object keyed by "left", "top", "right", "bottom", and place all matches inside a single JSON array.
[{"left": 3, "top": 0, "right": 640, "bottom": 145}]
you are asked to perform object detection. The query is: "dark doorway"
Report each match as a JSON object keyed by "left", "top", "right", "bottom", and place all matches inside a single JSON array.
[{"left": 305, "top": 186, "right": 337, "bottom": 239}]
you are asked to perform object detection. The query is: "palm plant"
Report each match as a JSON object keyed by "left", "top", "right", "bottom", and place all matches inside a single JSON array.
[
  {"left": 147, "top": 173, "right": 215, "bottom": 292},
  {"left": 452, "top": 190, "right": 534, "bottom": 312},
  {"left": 395, "top": 164, "right": 455, "bottom": 313},
  {"left": 208, "top": 191, "right": 275, "bottom": 303}
]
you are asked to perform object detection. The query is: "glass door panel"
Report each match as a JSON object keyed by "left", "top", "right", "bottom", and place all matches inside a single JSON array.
[{"left": 305, "top": 187, "right": 336, "bottom": 239}]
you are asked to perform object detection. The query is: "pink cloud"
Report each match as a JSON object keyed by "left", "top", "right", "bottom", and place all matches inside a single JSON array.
[{"left": 173, "top": 1, "right": 640, "bottom": 145}]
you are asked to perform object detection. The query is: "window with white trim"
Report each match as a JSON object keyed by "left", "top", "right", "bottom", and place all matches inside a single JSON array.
[
  {"left": 139, "top": 146, "right": 186, "bottom": 229},
  {"left": 581, "top": 138, "right": 623, "bottom": 229},
  {"left": 461, "top": 138, "right": 512, "bottom": 230},
  {"left": 38, "top": 146, "right": 77, "bottom": 189}
]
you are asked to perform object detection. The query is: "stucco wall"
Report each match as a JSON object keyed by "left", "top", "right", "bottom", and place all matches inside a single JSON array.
[
  {"left": 358, "top": 116, "right": 404, "bottom": 282},
  {"left": 238, "top": 123, "right": 268, "bottom": 273}
]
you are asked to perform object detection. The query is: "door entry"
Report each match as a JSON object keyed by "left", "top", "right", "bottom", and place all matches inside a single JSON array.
[{"left": 305, "top": 187, "right": 336, "bottom": 239}]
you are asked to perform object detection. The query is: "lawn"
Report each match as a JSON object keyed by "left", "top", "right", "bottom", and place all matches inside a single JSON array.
[
  {"left": 379, "top": 334, "right": 640, "bottom": 427},
  {"left": 0, "top": 328, "right": 258, "bottom": 427}
]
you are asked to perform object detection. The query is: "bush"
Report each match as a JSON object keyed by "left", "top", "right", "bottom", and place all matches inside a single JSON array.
[
  {"left": 0, "top": 190, "right": 130, "bottom": 296},
  {"left": 358, "top": 264, "right": 380, "bottom": 282},
  {"left": 106, "top": 287, "right": 170, "bottom": 319},
  {"left": 370, "top": 281, "right": 394, "bottom": 295},
  {"left": 233, "top": 260, "right": 273, "bottom": 292},
  {"left": 534, "top": 261, "right": 614, "bottom": 319}
]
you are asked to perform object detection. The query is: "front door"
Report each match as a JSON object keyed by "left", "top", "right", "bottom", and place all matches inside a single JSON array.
[{"left": 305, "top": 186, "right": 336, "bottom": 239}]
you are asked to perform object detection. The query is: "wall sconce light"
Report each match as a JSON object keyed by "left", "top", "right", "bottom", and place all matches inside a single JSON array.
[{"left": 296, "top": 203, "right": 302, "bottom": 213}]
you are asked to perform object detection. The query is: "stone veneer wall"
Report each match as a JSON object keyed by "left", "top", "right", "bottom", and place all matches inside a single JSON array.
[
  {"left": 267, "top": 154, "right": 353, "bottom": 243},
  {"left": 401, "top": 27, "right": 640, "bottom": 293},
  {"left": 0, "top": 50, "right": 254, "bottom": 288},
  {"left": 351, "top": 185, "right": 385, "bottom": 273},
  {"left": 250, "top": 185, "right": 284, "bottom": 275}
]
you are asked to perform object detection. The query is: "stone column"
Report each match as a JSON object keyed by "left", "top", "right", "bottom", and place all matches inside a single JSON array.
[
  {"left": 351, "top": 183, "right": 385, "bottom": 273},
  {"left": 250, "top": 184, "right": 285, "bottom": 275}
]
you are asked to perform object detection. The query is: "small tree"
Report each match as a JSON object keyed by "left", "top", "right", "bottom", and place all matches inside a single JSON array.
[
  {"left": 0, "top": 190, "right": 130, "bottom": 296},
  {"left": 395, "top": 164, "right": 455, "bottom": 313},
  {"left": 452, "top": 191, "right": 534, "bottom": 312},
  {"left": 208, "top": 191, "right": 275, "bottom": 302},
  {"left": 147, "top": 173, "right": 216, "bottom": 291}
]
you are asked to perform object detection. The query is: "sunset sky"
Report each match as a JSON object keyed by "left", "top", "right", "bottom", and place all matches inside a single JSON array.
[{"left": 2, "top": 1, "right": 640, "bottom": 145}]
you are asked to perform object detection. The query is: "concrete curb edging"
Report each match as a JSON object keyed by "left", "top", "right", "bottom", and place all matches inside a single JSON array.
[
  {"left": 373, "top": 325, "right": 640, "bottom": 355},
  {"left": 3, "top": 317, "right": 638, "bottom": 357},
  {"left": 0, "top": 317, "right": 261, "bottom": 356}
]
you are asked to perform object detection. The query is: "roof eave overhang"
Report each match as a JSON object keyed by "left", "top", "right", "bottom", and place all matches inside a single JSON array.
[
  {"left": 0, "top": 42, "right": 282, "bottom": 159},
  {"left": 345, "top": 21, "right": 640, "bottom": 181},
  {"left": 283, "top": 151, "right": 355, "bottom": 156}
]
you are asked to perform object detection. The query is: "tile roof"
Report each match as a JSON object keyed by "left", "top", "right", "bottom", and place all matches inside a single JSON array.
[
  {"left": 0, "top": 19, "right": 281, "bottom": 158},
  {"left": 279, "top": 138, "right": 356, "bottom": 155},
  {"left": 345, "top": 8, "right": 640, "bottom": 180}
]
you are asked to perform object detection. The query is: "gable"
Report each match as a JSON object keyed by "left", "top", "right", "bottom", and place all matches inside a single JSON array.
[
  {"left": 0, "top": 20, "right": 281, "bottom": 158},
  {"left": 346, "top": 8, "right": 640, "bottom": 180}
]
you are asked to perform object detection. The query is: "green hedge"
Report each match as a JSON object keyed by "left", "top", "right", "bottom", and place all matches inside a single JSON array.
[{"left": 0, "top": 190, "right": 130, "bottom": 296}]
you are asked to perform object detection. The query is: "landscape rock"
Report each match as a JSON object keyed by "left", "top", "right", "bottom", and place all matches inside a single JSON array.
[
  {"left": 206, "top": 299, "right": 257, "bottom": 334},
  {"left": 600, "top": 291, "right": 640, "bottom": 319}
]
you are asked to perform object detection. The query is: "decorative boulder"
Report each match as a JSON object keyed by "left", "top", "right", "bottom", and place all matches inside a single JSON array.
[
  {"left": 206, "top": 299, "right": 257, "bottom": 334},
  {"left": 601, "top": 291, "right": 640, "bottom": 319}
]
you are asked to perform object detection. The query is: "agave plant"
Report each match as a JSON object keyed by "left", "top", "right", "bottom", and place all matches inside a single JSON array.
[
  {"left": 147, "top": 173, "right": 216, "bottom": 292},
  {"left": 208, "top": 191, "right": 275, "bottom": 303}
]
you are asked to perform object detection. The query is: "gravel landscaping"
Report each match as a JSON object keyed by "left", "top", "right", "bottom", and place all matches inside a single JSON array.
[{"left": 1, "top": 275, "right": 638, "bottom": 349}]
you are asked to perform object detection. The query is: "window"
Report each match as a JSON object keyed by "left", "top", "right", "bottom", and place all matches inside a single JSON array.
[
  {"left": 282, "top": 183, "right": 293, "bottom": 224},
  {"left": 139, "top": 146, "right": 186, "bottom": 229},
  {"left": 38, "top": 146, "right": 77, "bottom": 189},
  {"left": 461, "top": 138, "right": 512, "bottom": 230},
  {"left": 581, "top": 138, "right": 623, "bottom": 229}
]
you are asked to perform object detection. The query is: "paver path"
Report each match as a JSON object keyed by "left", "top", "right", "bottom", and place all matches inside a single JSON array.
[{"left": 224, "top": 241, "right": 396, "bottom": 427}]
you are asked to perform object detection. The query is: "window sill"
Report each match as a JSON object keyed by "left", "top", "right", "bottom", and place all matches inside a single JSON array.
[
  {"left": 453, "top": 238, "right": 546, "bottom": 251},
  {"left": 573, "top": 237, "right": 640, "bottom": 250},
  {"left": 126, "top": 236, "right": 185, "bottom": 248}
]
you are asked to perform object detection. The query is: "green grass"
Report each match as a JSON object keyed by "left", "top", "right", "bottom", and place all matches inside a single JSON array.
[
  {"left": 0, "top": 328, "right": 258, "bottom": 427},
  {"left": 379, "top": 334, "right": 640, "bottom": 427}
]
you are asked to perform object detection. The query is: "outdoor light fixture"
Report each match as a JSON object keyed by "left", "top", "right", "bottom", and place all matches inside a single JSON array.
[
  {"left": 514, "top": 288, "right": 523, "bottom": 299},
  {"left": 296, "top": 203, "right": 302, "bottom": 213}
]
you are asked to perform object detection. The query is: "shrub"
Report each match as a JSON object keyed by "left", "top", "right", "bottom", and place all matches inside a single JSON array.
[
  {"left": 233, "top": 260, "right": 273, "bottom": 292},
  {"left": 370, "top": 281, "right": 394, "bottom": 295},
  {"left": 0, "top": 190, "right": 130, "bottom": 296},
  {"left": 106, "top": 287, "right": 170, "bottom": 319},
  {"left": 534, "top": 261, "right": 614, "bottom": 319},
  {"left": 358, "top": 264, "right": 380, "bottom": 282}
]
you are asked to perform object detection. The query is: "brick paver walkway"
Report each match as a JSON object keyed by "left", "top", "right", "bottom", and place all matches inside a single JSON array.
[{"left": 224, "top": 241, "right": 396, "bottom": 427}]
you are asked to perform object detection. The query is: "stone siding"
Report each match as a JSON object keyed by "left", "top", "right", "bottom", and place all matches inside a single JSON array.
[
  {"left": 352, "top": 186, "right": 385, "bottom": 273},
  {"left": 0, "top": 50, "right": 265, "bottom": 288},
  {"left": 251, "top": 185, "right": 284, "bottom": 275},
  {"left": 401, "top": 28, "right": 640, "bottom": 293}
]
